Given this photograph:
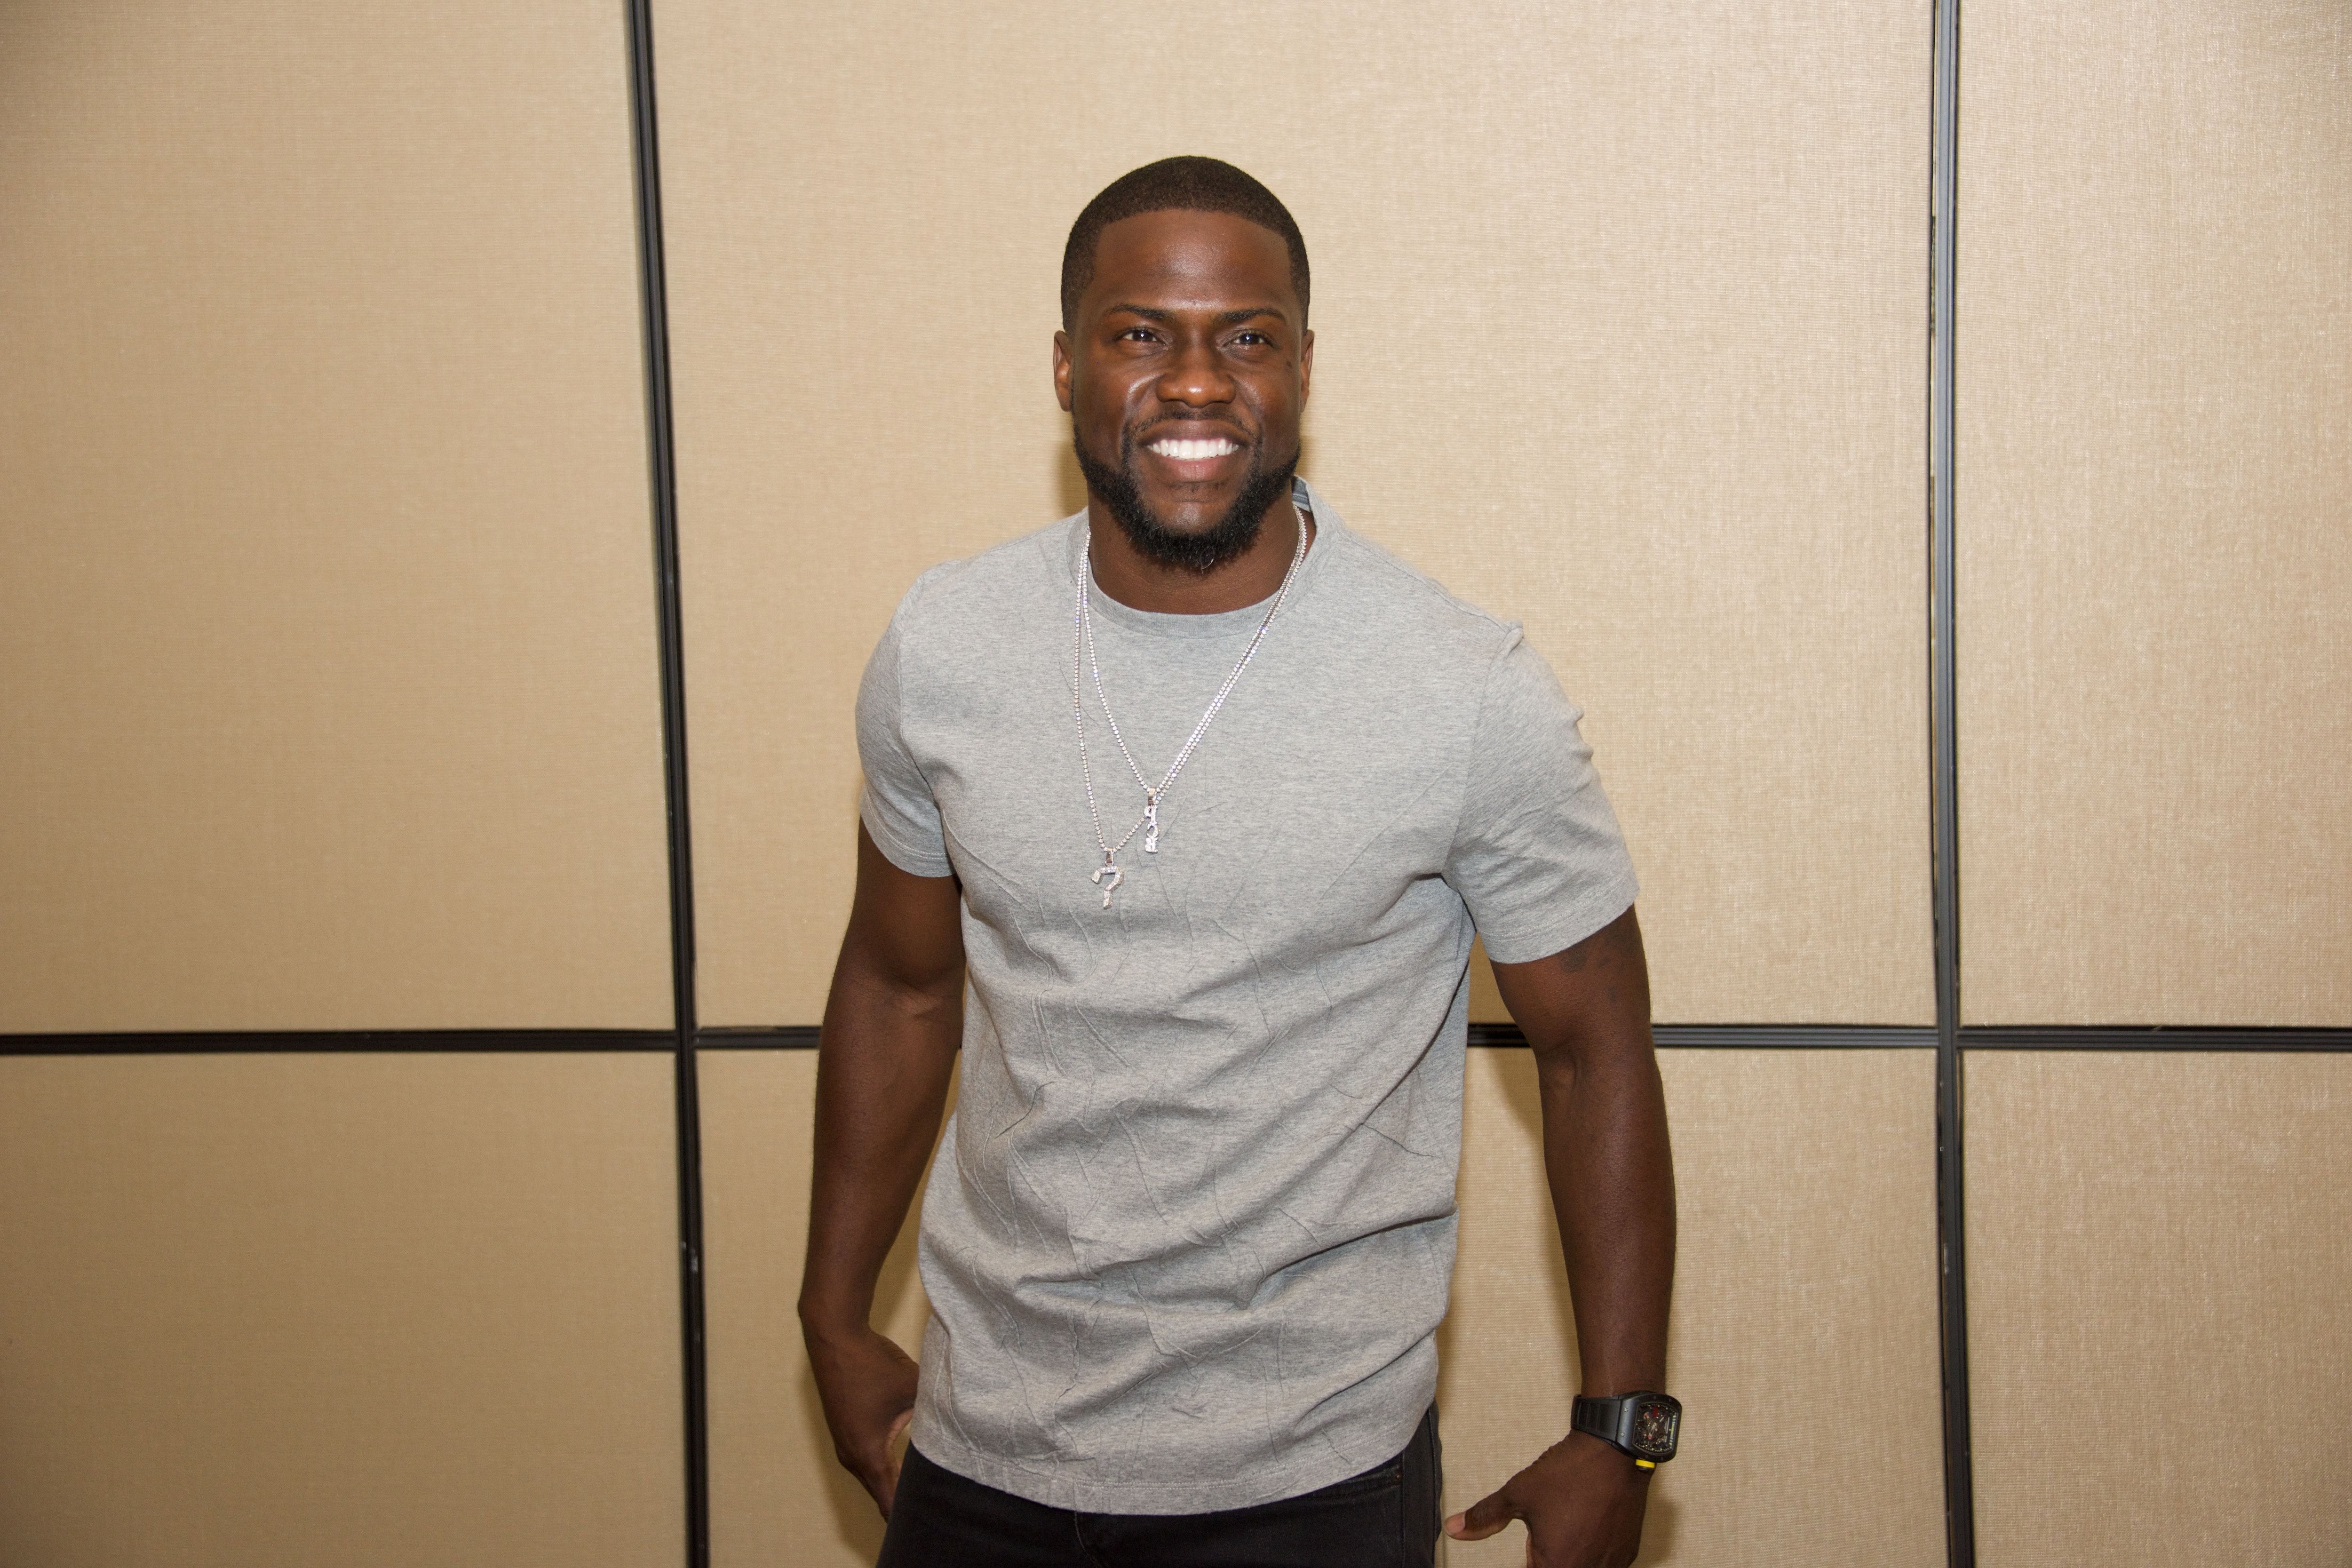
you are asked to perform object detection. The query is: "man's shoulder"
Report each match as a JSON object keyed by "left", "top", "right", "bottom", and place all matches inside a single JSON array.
[
  {"left": 1314, "top": 509, "right": 1525, "bottom": 668},
  {"left": 890, "top": 515, "right": 1076, "bottom": 634}
]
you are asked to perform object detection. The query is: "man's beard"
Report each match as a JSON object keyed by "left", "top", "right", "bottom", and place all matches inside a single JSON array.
[{"left": 1072, "top": 424, "right": 1300, "bottom": 576}]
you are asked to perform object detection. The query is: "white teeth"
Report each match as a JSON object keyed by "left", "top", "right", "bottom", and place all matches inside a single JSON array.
[{"left": 1150, "top": 437, "right": 1239, "bottom": 461}]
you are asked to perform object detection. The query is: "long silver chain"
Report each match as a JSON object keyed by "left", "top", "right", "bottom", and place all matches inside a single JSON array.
[{"left": 1074, "top": 498, "right": 1311, "bottom": 907}]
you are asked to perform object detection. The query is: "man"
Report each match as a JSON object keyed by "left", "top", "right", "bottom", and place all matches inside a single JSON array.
[{"left": 803, "top": 156, "right": 1676, "bottom": 1568}]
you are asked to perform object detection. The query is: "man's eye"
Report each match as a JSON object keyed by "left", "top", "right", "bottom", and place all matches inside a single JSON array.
[
  {"left": 1232, "top": 331, "right": 1271, "bottom": 346},
  {"left": 1118, "top": 327, "right": 1159, "bottom": 343}
]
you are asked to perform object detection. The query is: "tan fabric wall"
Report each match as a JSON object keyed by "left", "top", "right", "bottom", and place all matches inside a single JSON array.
[
  {"left": 0, "top": 1054, "right": 683, "bottom": 1567},
  {"left": 1956, "top": 0, "right": 2352, "bottom": 1025},
  {"left": 1966, "top": 1052, "right": 2352, "bottom": 1568},
  {"left": 1446, "top": 1047, "right": 1946, "bottom": 1567},
  {"left": 9, "top": 1, "right": 2346, "bottom": 1563},
  {"left": 699, "top": 1047, "right": 1945, "bottom": 1568},
  {"left": 660, "top": 0, "right": 1934, "bottom": 1030},
  {"left": 699, "top": 1051, "right": 937, "bottom": 1568},
  {"left": 0, "top": 0, "right": 673, "bottom": 1031}
]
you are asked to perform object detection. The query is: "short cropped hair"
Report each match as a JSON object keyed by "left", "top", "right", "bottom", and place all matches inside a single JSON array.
[{"left": 1060, "top": 156, "right": 1311, "bottom": 330}]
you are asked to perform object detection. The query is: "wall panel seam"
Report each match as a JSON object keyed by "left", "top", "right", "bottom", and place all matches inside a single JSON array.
[
  {"left": 13, "top": 1026, "right": 2342, "bottom": 1057},
  {"left": 689, "top": 1025, "right": 1947, "bottom": 1051},
  {"left": 622, "top": 0, "right": 710, "bottom": 1562},
  {"left": 1928, "top": 0, "right": 1976, "bottom": 1560},
  {"left": 0, "top": 1030, "right": 680, "bottom": 1055},
  {"left": 1961, "top": 1027, "right": 2352, "bottom": 1052}
]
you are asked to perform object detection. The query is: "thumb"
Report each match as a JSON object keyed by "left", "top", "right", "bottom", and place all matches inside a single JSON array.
[
  {"left": 874, "top": 1409, "right": 915, "bottom": 1518},
  {"left": 1444, "top": 1484, "right": 1518, "bottom": 1542}
]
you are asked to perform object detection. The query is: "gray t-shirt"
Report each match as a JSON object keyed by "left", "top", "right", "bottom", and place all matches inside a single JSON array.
[{"left": 858, "top": 478, "right": 1637, "bottom": 1514}]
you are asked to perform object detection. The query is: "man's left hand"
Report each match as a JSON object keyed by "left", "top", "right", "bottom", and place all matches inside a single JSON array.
[{"left": 1443, "top": 1430, "right": 1651, "bottom": 1567}]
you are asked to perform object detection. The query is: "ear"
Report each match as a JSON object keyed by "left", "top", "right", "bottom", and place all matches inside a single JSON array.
[
  {"left": 1298, "top": 327, "right": 1314, "bottom": 405},
  {"left": 1052, "top": 329, "right": 1074, "bottom": 413}
]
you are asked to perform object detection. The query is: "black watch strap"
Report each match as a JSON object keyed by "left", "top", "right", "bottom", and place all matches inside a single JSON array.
[{"left": 1572, "top": 1391, "right": 1681, "bottom": 1466}]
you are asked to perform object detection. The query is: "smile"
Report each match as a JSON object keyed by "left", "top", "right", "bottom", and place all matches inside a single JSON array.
[{"left": 1146, "top": 436, "right": 1241, "bottom": 462}]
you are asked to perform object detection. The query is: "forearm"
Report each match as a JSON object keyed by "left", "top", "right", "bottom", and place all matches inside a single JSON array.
[
  {"left": 797, "top": 951, "right": 961, "bottom": 1341},
  {"left": 1492, "top": 907, "right": 1677, "bottom": 1398},
  {"left": 1451, "top": 910, "right": 1676, "bottom": 1557},
  {"left": 1535, "top": 1042, "right": 1674, "bottom": 1394}
]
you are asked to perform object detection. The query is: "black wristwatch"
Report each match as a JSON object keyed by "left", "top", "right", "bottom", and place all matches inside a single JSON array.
[{"left": 1572, "top": 1391, "right": 1681, "bottom": 1468}]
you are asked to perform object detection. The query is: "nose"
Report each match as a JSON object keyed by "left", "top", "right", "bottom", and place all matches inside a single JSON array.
[{"left": 1155, "top": 339, "right": 1234, "bottom": 408}]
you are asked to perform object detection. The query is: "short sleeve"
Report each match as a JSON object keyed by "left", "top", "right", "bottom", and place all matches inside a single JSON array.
[
  {"left": 1443, "top": 630, "right": 1639, "bottom": 964},
  {"left": 856, "top": 586, "right": 954, "bottom": 878}
]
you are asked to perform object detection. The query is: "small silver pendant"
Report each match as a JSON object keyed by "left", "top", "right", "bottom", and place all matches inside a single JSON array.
[
  {"left": 1090, "top": 860, "right": 1123, "bottom": 908},
  {"left": 1143, "top": 795, "right": 1160, "bottom": 854}
]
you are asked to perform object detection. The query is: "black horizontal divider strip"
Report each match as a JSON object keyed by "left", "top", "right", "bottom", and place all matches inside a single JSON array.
[
  {"left": 697, "top": 1026, "right": 821, "bottom": 1049},
  {"left": 0, "top": 1029, "right": 679, "bottom": 1055},
  {"left": 686, "top": 1024, "right": 1944, "bottom": 1051},
  {"left": 1647, "top": 1024, "right": 1936, "bottom": 1050},
  {"left": 9, "top": 1025, "right": 2340, "bottom": 1059},
  {"left": 1962, "top": 1026, "right": 2352, "bottom": 1052}
]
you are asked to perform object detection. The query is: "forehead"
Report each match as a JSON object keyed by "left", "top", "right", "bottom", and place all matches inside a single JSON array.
[{"left": 1082, "top": 209, "right": 1296, "bottom": 317}]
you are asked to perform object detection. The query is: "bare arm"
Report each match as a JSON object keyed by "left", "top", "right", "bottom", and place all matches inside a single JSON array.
[
  {"left": 798, "top": 824, "right": 965, "bottom": 1516},
  {"left": 1446, "top": 905, "right": 1676, "bottom": 1567}
]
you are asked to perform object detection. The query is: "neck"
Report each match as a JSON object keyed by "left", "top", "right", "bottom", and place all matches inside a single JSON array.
[{"left": 1085, "top": 488, "right": 1314, "bottom": 614}]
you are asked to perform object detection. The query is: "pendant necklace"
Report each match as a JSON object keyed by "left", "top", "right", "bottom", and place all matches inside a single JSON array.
[{"left": 1073, "top": 498, "right": 1310, "bottom": 908}]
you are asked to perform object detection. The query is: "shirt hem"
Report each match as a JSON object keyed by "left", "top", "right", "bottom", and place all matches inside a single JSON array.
[
  {"left": 906, "top": 1401, "right": 1432, "bottom": 1516},
  {"left": 859, "top": 795, "right": 954, "bottom": 878},
  {"left": 1477, "top": 866, "right": 1641, "bottom": 966}
]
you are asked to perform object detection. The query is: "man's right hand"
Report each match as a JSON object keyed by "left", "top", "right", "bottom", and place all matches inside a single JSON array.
[{"left": 806, "top": 1322, "right": 922, "bottom": 1516}]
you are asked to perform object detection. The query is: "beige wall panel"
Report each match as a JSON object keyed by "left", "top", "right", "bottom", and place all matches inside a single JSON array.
[
  {"left": 700, "top": 1050, "right": 938, "bottom": 1568},
  {"left": 664, "top": 0, "right": 1932, "bottom": 1029},
  {"left": 1967, "top": 1052, "right": 2352, "bottom": 1567},
  {"left": 1957, "top": 2, "right": 2352, "bottom": 1024},
  {"left": 0, "top": 1054, "right": 682, "bottom": 1566},
  {"left": 1443, "top": 1048, "right": 1944, "bottom": 1566},
  {"left": 0, "top": 2, "right": 672, "bottom": 1030},
  {"left": 699, "top": 1047, "right": 1943, "bottom": 1566}
]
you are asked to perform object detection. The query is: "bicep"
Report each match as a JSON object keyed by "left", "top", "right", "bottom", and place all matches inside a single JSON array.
[
  {"left": 842, "top": 824, "right": 964, "bottom": 996},
  {"left": 1486, "top": 905, "right": 1653, "bottom": 1062}
]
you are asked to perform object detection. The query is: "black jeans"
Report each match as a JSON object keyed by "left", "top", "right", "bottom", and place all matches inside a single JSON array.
[{"left": 875, "top": 1405, "right": 1442, "bottom": 1568}]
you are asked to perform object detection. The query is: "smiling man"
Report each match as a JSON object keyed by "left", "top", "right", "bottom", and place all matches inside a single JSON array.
[{"left": 802, "top": 157, "right": 1677, "bottom": 1568}]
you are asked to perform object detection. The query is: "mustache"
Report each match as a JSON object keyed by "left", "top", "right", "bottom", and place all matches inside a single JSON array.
[{"left": 1126, "top": 414, "right": 1255, "bottom": 448}]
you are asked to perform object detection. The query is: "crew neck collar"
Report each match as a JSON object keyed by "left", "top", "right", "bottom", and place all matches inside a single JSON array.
[{"left": 1066, "top": 477, "right": 1339, "bottom": 640}]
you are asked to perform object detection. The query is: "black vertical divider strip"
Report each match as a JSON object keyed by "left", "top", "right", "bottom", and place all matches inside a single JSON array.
[
  {"left": 1928, "top": 0, "right": 1976, "bottom": 1564},
  {"left": 622, "top": 2, "right": 711, "bottom": 1565}
]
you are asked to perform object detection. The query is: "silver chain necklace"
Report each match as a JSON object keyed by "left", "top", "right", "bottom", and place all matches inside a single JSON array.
[{"left": 1073, "top": 498, "right": 1311, "bottom": 907}]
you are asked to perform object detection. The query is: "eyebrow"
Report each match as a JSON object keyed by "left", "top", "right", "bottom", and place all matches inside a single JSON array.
[{"left": 1106, "top": 304, "right": 1290, "bottom": 327}]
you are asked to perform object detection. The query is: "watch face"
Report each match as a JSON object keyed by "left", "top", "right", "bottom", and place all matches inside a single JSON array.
[{"left": 1630, "top": 1397, "right": 1680, "bottom": 1457}]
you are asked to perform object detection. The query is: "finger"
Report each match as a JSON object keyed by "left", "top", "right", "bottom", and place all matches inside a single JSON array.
[
  {"left": 1443, "top": 1486, "right": 1518, "bottom": 1541},
  {"left": 875, "top": 1429, "right": 914, "bottom": 1513},
  {"left": 874, "top": 1404, "right": 915, "bottom": 1516}
]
